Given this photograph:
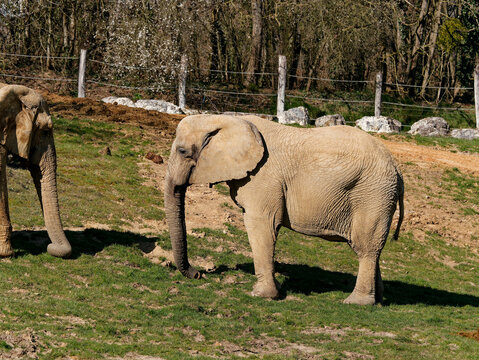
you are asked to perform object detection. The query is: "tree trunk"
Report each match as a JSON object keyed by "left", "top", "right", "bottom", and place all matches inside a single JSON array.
[
  {"left": 421, "top": 0, "right": 443, "bottom": 96},
  {"left": 245, "top": 0, "right": 263, "bottom": 86},
  {"left": 406, "top": 0, "right": 429, "bottom": 86}
]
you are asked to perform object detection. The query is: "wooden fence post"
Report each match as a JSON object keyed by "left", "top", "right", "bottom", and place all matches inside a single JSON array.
[
  {"left": 277, "top": 55, "right": 287, "bottom": 123},
  {"left": 475, "top": 62, "right": 479, "bottom": 129},
  {"left": 77, "top": 49, "right": 87, "bottom": 98},
  {"left": 178, "top": 54, "right": 188, "bottom": 110},
  {"left": 375, "top": 71, "right": 383, "bottom": 117}
]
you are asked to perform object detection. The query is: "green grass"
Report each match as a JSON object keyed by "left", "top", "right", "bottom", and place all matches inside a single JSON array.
[
  {"left": 7, "top": 116, "right": 164, "bottom": 230},
  {"left": 0, "top": 115, "right": 478, "bottom": 359}
]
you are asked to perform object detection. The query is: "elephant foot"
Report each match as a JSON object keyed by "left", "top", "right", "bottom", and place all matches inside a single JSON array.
[
  {"left": 0, "top": 242, "right": 14, "bottom": 257},
  {"left": 343, "top": 291, "right": 377, "bottom": 305},
  {"left": 47, "top": 243, "right": 72, "bottom": 258},
  {"left": 251, "top": 281, "right": 279, "bottom": 299},
  {"left": 180, "top": 265, "right": 201, "bottom": 279}
]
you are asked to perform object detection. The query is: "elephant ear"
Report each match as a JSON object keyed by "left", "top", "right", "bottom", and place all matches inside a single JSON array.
[
  {"left": 188, "top": 115, "right": 264, "bottom": 184},
  {"left": 0, "top": 85, "right": 37, "bottom": 159}
]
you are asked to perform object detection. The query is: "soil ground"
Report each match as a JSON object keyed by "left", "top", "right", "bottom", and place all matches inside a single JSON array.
[{"left": 44, "top": 92, "right": 479, "bottom": 252}]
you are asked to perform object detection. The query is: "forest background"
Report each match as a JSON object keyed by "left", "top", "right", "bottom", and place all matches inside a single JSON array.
[{"left": 0, "top": 0, "right": 478, "bottom": 107}]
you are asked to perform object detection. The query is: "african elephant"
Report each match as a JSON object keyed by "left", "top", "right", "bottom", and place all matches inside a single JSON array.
[
  {"left": 165, "top": 114, "right": 404, "bottom": 305},
  {"left": 0, "top": 84, "right": 71, "bottom": 258}
]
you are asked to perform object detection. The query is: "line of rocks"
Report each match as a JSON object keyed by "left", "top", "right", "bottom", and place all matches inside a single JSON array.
[
  {"left": 102, "top": 98, "right": 478, "bottom": 140},
  {"left": 280, "top": 106, "right": 478, "bottom": 140}
]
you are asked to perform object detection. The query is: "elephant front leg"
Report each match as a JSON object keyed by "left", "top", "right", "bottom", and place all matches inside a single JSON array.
[
  {"left": 0, "top": 147, "right": 13, "bottom": 257},
  {"left": 244, "top": 213, "right": 279, "bottom": 299}
]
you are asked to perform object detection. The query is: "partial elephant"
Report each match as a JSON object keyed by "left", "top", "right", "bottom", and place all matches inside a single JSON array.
[
  {"left": 0, "top": 84, "right": 71, "bottom": 258},
  {"left": 165, "top": 114, "right": 404, "bottom": 305}
]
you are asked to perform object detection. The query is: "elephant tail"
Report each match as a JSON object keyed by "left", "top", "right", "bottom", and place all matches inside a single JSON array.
[{"left": 392, "top": 175, "right": 404, "bottom": 241}]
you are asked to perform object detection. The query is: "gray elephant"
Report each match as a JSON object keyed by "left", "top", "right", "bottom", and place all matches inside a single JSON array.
[
  {"left": 165, "top": 114, "right": 404, "bottom": 305},
  {"left": 0, "top": 84, "right": 71, "bottom": 258}
]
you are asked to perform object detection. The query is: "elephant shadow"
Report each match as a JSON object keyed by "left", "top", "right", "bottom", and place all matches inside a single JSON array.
[
  {"left": 235, "top": 262, "right": 479, "bottom": 307},
  {"left": 10, "top": 228, "right": 163, "bottom": 259}
]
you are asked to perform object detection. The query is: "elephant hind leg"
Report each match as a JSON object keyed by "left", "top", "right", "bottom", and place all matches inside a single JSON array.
[
  {"left": 344, "top": 215, "right": 389, "bottom": 305},
  {"left": 344, "top": 255, "right": 381, "bottom": 305}
]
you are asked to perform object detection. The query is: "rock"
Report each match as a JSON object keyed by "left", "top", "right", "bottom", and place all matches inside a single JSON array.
[
  {"left": 315, "top": 114, "right": 346, "bottom": 127},
  {"left": 408, "top": 117, "right": 450, "bottom": 136},
  {"left": 101, "top": 96, "right": 135, "bottom": 107},
  {"left": 145, "top": 152, "right": 164, "bottom": 164},
  {"left": 279, "top": 106, "right": 309, "bottom": 126},
  {"left": 135, "top": 99, "right": 182, "bottom": 114},
  {"left": 450, "top": 128, "right": 479, "bottom": 140},
  {"left": 355, "top": 116, "right": 402, "bottom": 133}
]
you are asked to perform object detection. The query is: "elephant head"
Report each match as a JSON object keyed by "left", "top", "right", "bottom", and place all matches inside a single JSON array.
[
  {"left": 165, "top": 115, "right": 264, "bottom": 278},
  {"left": 0, "top": 84, "right": 71, "bottom": 257}
]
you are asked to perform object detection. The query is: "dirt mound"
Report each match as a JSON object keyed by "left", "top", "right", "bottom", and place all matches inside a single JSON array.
[{"left": 42, "top": 91, "right": 184, "bottom": 137}]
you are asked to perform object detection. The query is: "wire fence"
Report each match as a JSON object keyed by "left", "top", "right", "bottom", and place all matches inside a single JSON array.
[{"left": 1, "top": 51, "right": 477, "bottom": 128}]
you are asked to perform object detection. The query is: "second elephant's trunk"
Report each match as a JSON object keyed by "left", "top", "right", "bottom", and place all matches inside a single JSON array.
[
  {"left": 30, "top": 144, "right": 71, "bottom": 258},
  {"left": 164, "top": 177, "right": 200, "bottom": 279}
]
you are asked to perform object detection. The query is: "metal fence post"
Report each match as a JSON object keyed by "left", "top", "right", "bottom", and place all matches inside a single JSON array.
[
  {"left": 178, "top": 54, "right": 188, "bottom": 110},
  {"left": 77, "top": 49, "right": 87, "bottom": 98},
  {"left": 277, "top": 55, "right": 287, "bottom": 123},
  {"left": 375, "top": 71, "right": 383, "bottom": 117}
]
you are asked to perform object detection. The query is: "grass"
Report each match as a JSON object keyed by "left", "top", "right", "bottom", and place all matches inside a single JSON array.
[
  {"left": 8, "top": 116, "right": 164, "bottom": 230},
  {"left": 0, "top": 115, "right": 478, "bottom": 359}
]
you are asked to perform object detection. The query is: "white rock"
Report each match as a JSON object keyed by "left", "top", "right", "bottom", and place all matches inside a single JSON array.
[
  {"left": 408, "top": 117, "right": 450, "bottom": 136},
  {"left": 355, "top": 116, "right": 402, "bottom": 133},
  {"left": 101, "top": 96, "right": 135, "bottom": 107},
  {"left": 279, "top": 106, "right": 309, "bottom": 126},
  {"left": 135, "top": 99, "right": 183, "bottom": 114},
  {"left": 315, "top": 114, "right": 346, "bottom": 127},
  {"left": 450, "top": 128, "right": 479, "bottom": 140}
]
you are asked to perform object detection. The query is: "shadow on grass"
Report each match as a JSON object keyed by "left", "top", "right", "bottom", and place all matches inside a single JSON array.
[
  {"left": 236, "top": 262, "right": 479, "bottom": 307},
  {"left": 10, "top": 228, "right": 163, "bottom": 259},
  {"left": 10, "top": 230, "right": 479, "bottom": 308}
]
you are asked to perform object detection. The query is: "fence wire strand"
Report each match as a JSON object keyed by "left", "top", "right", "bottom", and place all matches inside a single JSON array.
[
  {"left": 90, "top": 59, "right": 159, "bottom": 71},
  {"left": 286, "top": 94, "right": 374, "bottom": 104},
  {"left": 287, "top": 74, "right": 374, "bottom": 84},
  {"left": 189, "top": 87, "right": 277, "bottom": 97},
  {"left": 0, "top": 73, "right": 76, "bottom": 82},
  {"left": 385, "top": 82, "right": 473, "bottom": 91},
  {"left": 382, "top": 101, "right": 474, "bottom": 111},
  {"left": 0, "top": 52, "right": 78, "bottom": 60},
  {"left": 87, "top": 79, "right": 175, "bottom": 91},
  {"left": 199, "top": 68, "right": 277, "bottom": 77}
]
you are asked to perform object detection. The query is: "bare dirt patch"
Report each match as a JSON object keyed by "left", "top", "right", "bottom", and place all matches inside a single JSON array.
[
  {"left": 458, "top": 329, "right": 479, "bottom": 341},
  {"left": 0, "top": 330, "right": 42, "bottom": 359},
  {"left": 381, "top": 139, "right": 479, "bottom": 177},
  {"left": 394, "top": 159, "right": 478, "bottom": 249}
]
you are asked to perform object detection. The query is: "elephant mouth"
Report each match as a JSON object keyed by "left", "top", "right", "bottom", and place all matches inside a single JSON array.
[{"left": 7, "top": 152, "right": 29, "bottom": 169}]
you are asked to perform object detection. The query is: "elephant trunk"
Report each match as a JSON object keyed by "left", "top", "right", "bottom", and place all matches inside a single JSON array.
[
  {"left": 164, "top": 177, "right": 200, "bottom": 279},
  {"left": 29, "top": 144, "right": 72, "bottom": 258}
]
